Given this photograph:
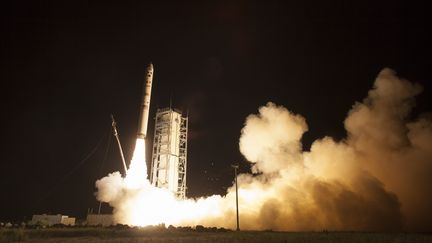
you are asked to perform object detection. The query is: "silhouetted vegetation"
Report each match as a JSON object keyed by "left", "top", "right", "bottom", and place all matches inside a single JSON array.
[{"left": 1, "top": 226, "right": 432, "bottom": 243}]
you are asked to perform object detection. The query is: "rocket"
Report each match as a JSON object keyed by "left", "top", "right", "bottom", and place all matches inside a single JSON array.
[{"left": 137, "top": 62, "right": 154, "bottom": 139}]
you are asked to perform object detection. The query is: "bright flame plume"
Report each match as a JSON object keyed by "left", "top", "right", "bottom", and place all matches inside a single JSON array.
[{"left": 96, "top": 138, "right": 228, "bottom": 227}]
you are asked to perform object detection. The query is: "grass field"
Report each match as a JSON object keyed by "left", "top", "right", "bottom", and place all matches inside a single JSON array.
[{"left": 1, "top": 227, "right": 431, "bottom": 243}]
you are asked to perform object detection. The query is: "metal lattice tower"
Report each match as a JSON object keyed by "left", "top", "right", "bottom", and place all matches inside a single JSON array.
[{"left": 150, "top": 107, "right": 188, "bottom": 199}]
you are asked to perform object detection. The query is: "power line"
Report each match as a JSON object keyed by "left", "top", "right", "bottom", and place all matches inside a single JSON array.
[{"left": 35, "top": 128, "right": 109, "bottom": 206}]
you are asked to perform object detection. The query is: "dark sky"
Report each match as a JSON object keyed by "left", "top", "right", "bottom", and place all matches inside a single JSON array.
[{"left": 1, "top": 1, "right": 430, "bottom": 221}]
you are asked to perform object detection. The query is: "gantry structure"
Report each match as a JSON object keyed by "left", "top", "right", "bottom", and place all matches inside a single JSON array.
[{"left": 150, "top": 107, "right": 188, "bottom": 199}]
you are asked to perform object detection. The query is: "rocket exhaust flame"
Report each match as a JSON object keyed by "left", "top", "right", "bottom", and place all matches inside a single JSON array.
[{"left": 96, "top": 68, "right": 432, "bottom": 231}]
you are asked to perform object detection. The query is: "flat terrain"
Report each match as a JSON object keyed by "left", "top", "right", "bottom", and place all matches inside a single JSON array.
[{"left": 1, "top": 227, "right": 431, "bottom": 243}]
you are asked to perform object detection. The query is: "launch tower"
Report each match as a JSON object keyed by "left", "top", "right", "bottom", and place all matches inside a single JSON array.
[{"left": 150, "top": 108, "right": 188, "bottom": 199}]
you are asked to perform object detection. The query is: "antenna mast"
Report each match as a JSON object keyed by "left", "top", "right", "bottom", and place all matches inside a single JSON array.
[{"left": 111, "top": 114, "right": 128, "bottom": 175}]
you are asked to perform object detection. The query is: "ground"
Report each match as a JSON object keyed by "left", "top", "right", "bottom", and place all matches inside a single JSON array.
[{"left": 1, "top": 227, "right": 431, "bottom": 243}]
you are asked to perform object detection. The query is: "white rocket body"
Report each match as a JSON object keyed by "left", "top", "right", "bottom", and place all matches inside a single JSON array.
[{"left": 137, "top": 63, "right": 154, "bottom": 139}]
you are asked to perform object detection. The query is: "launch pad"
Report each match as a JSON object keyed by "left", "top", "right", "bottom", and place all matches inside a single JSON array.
[
  {"left": 150, "top": 107, "right": 188, "bottom": 199},
  {"left": 112, "top": 62, "right": 189, "bottom": 199}
]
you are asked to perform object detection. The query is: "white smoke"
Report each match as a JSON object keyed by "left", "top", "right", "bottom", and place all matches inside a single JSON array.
[{"left": 96, "top": 68, "right": 432, "bottom": 231}]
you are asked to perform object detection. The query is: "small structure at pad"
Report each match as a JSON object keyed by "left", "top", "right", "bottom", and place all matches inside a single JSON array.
[
  {"left": 86, "top": 214, "right": 114, "bottom": 226},
  {"left": 150, "top": 107, "right": 188, "bottom": 199},
  {"left": 31, "top": 214, "right": 75, "bottom": 226}
]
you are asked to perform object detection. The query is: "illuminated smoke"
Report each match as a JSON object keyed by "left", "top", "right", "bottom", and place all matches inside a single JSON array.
[
  {"left": 96, "top": 139, "right": 229, "bottom": 227},
  {"left": 96, "top": 68, "right": 432, "bottom": 231}
]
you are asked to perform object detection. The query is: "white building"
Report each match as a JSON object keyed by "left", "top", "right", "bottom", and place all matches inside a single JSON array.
[
  {"left": 31, "top": 214, "right": 75, "bottom": 226},
  {"left": 150, "top": 107, "right": 188, "bottom": 199}
]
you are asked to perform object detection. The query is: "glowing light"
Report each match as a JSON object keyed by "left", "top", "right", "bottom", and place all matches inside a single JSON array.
[{"left": 124, "top": 138, "right": 148, "bottom": 189}]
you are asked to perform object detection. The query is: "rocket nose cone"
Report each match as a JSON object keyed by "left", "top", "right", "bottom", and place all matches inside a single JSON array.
[{"left": 147, "top": 62, "right": 154, "bottom": 71}]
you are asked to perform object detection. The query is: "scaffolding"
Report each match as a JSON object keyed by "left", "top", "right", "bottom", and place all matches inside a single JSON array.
[{"left": 150, "top": 107, "right": 188, "bottom": 199}]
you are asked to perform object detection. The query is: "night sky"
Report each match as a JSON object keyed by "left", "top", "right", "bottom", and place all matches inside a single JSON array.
[{"left": 1, "top": 1, "right": 430, "bottom": 221}]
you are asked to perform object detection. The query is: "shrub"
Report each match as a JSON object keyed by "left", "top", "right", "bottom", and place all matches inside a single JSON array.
[{"left": 0, "top": 229, "right": 28, "bottom": 242}]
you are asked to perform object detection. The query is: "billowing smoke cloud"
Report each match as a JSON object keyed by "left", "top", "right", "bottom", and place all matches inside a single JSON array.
[{"left": 96, "top": 68, "right": 432, "bottom": 231}]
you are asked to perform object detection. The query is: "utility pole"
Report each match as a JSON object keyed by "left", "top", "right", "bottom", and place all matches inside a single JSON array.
[{"left": 232, "top": 164, "right": 240, "bottom": 231}]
